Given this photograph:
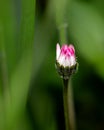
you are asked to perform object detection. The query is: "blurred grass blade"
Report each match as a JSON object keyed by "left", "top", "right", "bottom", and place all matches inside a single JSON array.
[
  {"left": 0, "top": 1, "right": 13, "bottom": 128},
  {"left": 10, "top": 50, "right": 33, "bottom": 126},
  {"left": 9, "top": 0, "right": 36, "bottom": 129},
  {"left": 52, "top": 0, "right": 69, "bottom": 43},
  {"left": 17, "top": 0, "right": 35, "bottom": 59},
  {"left": 0, "top": 0, "right": 17, "bottom": 76},
  {"left": 52, "top": 0, "right": 69, "bottom": 26}
]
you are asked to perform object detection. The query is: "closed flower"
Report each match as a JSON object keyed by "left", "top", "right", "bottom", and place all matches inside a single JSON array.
[{"left": 56, "top": 43, "right": 78, "bottom": 79}]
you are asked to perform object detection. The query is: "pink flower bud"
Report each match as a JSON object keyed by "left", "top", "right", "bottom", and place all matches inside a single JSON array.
[
  {"left": 56, "top": 43, "right": 78, "bottom": 79},
  {"left": 56, "top": 43, "right": 76, "bottom": 67}
]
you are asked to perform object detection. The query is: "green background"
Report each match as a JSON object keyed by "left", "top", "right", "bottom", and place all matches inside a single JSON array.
[{"left": 0, "top": 0, "right": 104, "bottom": 129}]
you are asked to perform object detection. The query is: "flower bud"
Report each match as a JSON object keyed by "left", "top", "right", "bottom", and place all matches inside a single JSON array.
[{"left": 55, "top": 43, "right": 78, "bottom": 79}]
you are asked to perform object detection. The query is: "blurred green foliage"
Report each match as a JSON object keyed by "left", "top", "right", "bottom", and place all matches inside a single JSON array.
[{"left": 0, "top": 0, "right": 104, "bottom": 130}]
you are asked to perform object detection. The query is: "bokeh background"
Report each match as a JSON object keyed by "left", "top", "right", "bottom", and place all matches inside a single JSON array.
[{"left": 0, "top": 0, "right": 104, "bottom": 130}]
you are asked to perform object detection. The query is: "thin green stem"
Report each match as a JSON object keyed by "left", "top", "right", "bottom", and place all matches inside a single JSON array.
[
  {"left": 68, "top": 80, "right": 76, "bottom": 130},
  {"left": 63, "top": 79, "right": 69, "bottom": 130},
  {"left": 63, "top": 79, "right": 76, "bottom": 130},
  {"left": 58, "top": 23, "right": 68, "bottom": 44}
]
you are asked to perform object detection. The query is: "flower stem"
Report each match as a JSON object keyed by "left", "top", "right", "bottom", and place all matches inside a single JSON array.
[
  {"left": 63, "top": 79, "right": 76, "bottom": 130},
  {"left": 63, "top": 79, "right": 69, "bottom": 130}
]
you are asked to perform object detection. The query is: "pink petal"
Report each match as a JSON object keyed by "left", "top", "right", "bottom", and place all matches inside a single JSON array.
[
  {"left": 69, "top": 44, "right": 75, "bottom": 55},
  {"left": 61, "top": 44, "right": 69, "bottom": 55}
]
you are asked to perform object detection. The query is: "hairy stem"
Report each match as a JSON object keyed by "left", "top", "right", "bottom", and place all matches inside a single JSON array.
[
  {"left": 63, "top": 79, "right": 76, "bottom": 130},
  {"left": 63, "top": 79, "right": 69, "bottom": 130}
]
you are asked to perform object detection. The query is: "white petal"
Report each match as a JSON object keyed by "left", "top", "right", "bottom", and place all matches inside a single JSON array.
[
  {"left": 56, "top": 43, "right": 61, "bottom": 60},
  {"left": 58, "top": 54, "right": 65, "bottom": 66},
  {"left": 65, "top": 58, "right": 71, "bottom": 67},
  {"left": 70, "top": 56, "right": 76, "bottom": 66}
]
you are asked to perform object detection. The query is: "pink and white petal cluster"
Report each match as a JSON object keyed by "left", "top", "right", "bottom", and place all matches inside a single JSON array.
[{"left": 56, "top": 43, "right": 76, "bottom": 67}]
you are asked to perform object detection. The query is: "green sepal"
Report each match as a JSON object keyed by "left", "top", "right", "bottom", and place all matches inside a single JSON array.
[{"left": 55, "top": 61, "right": 78, "bottom": 79}]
